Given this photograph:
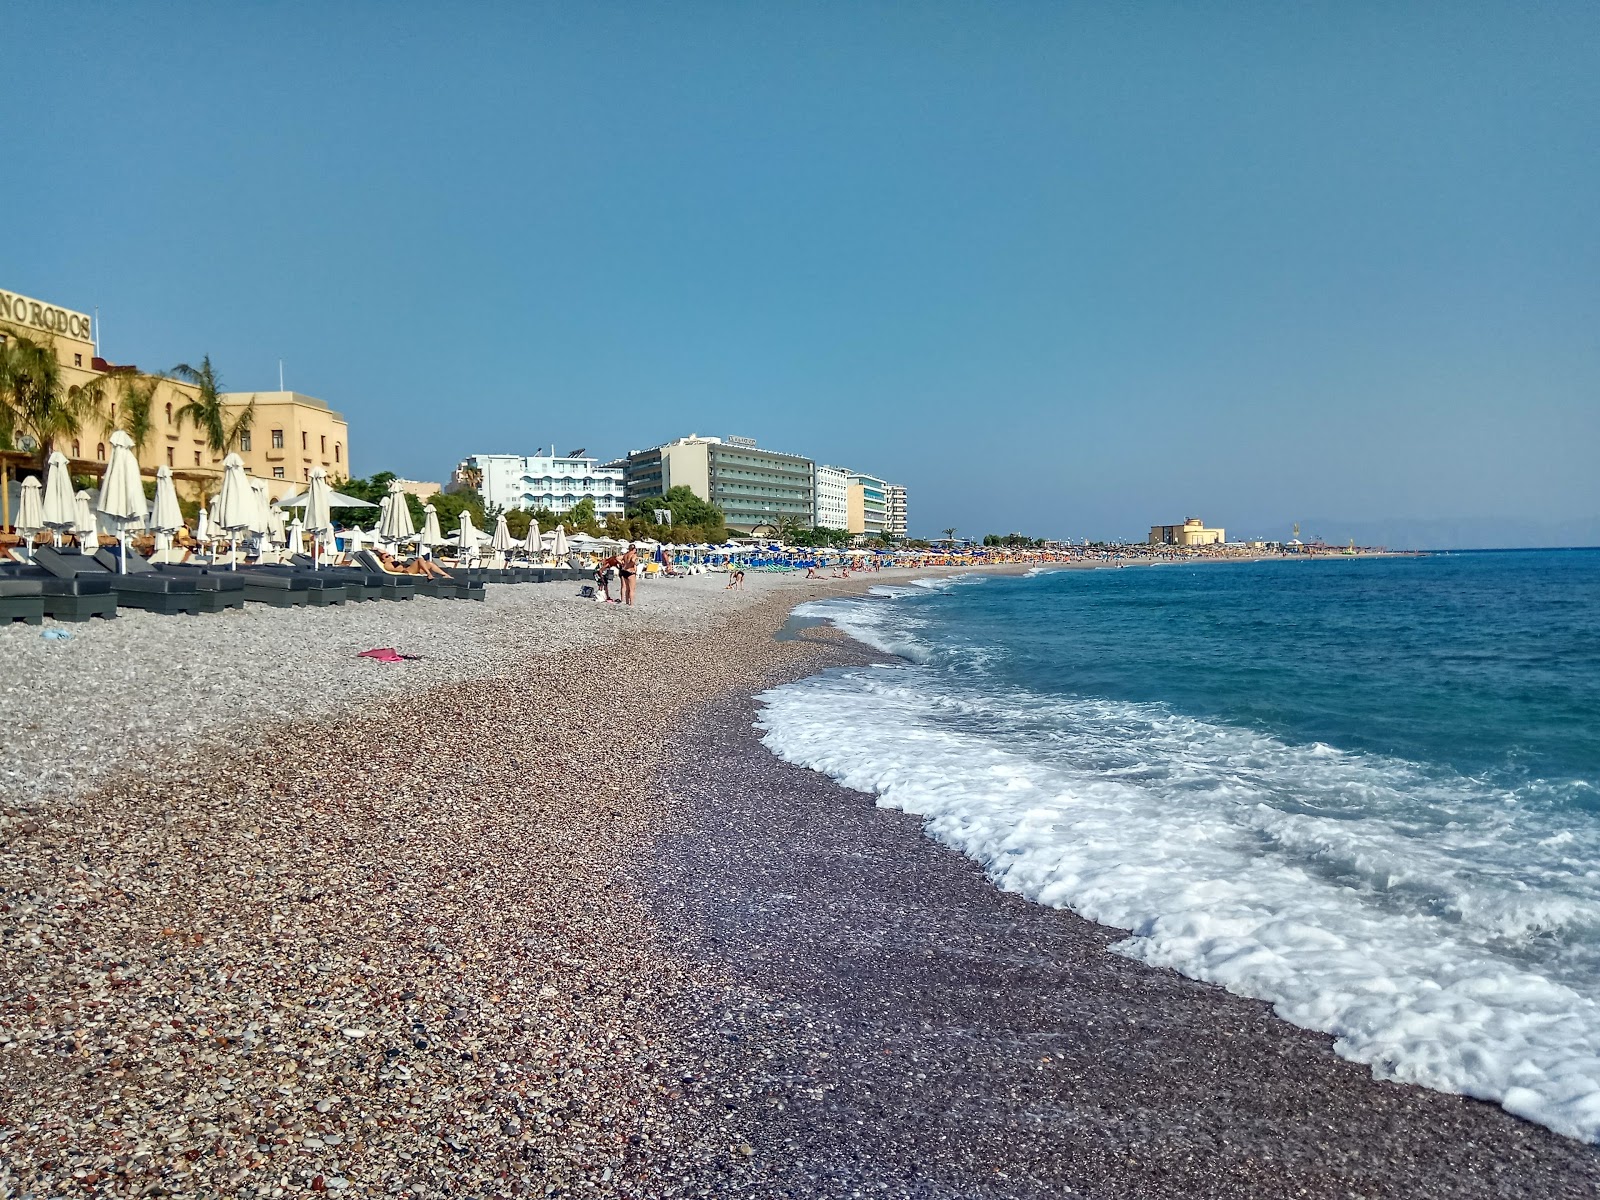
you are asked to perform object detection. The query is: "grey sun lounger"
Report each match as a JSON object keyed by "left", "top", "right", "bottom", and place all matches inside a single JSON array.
[
  {"left": 91, "top": 549, "right": 248, "bottom": 612},
  {"left": 288, "top": 553, "right": 418, "bottom": 601},
  {"left": 33, "top": 546, "right": 214, "bottom": 615},
  {"left": 0, "top": 578, "right": 46, "bottom": 624},
  {"left": 354, "top": 551, "right": 483, "bottom": 601},
  {"left": 0, "top": 561, "right": 118, "bottom": 621}
]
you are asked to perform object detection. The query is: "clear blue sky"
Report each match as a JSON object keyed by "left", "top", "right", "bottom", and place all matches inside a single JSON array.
[{"left": 7, "top": 3, "right": 1597, "bottom": 543}]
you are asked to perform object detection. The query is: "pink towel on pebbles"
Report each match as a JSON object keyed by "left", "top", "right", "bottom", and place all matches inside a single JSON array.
[{"left": 357, "top": 648, "right": 406, "bottom": 663}]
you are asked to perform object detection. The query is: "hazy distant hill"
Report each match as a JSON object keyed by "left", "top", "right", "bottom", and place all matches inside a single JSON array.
[{"left": 1246, "top": 517, "right": 1600, "bottom": 551}]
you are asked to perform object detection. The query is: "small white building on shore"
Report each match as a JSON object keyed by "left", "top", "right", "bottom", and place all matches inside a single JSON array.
[{"left": 454, "top": 451, "right": 625, "bottom": 518}]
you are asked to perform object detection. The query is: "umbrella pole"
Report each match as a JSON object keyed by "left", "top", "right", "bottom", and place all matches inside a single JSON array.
[
  {"left": 231, "top": 536, "right": 238, "bottom": 570},
  {"left": 120, "top": 531, "right": 128, "bottom": 575}
]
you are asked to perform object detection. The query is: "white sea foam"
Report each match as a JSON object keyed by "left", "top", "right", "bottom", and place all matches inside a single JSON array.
[{"left": 757, "top": 597, "right": 1600, "bottom": 1142}]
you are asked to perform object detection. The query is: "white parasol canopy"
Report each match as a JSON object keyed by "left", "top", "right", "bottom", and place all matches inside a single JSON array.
[
  {"left": 490, "top": 513, "right": 514, "bottom": 552},
  {"left": 378, "top": 480, "right": 416, "bottom": 542},
  {"left": 551, "top": 524, "right": 568, "bottom": 557},
  {"left": 97, "top": 430, "right": 147, "bottom": 572},
  {"left": 420, "top": 504, "right": 442, "bottom": 549},
  {"left": 148, "top": 465, "right": 184, "bottom": 533},
  {"left": 41, "top": 451, "right": 76, "bottom": 543},
  {"left": 458, "top": 510, "right": 479, "bottom": 558},
  {"left": 15, "top": 476, "right": 43, "bottom": 547},
  {"left": 523, "top": 516, "right": 541, "bottom": 555},
  {"left": 214, "top": 453, "right": 255, "bottom": 569},
  {"left": 302, "top": 467, "right": 333, "bottom": 569},
  {"left": 73, "top": 490, "right": 97, "bottom": 551},
  {"left": 286, "top": 516, "right": 304, "bottom": 556}
]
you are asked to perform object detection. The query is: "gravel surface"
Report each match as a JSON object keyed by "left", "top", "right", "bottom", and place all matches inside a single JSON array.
[
  {"left": 643, "top": 643, "right": 1600, "bottom": 1199},
  {"left": 0, "top": 573, "right": 878, "bottom": 1198}
]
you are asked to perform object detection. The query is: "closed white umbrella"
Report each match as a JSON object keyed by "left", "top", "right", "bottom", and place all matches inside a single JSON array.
[
  {"left": 73, "top": 490, "right": 97, "bottom": 553},
  {"left": 41, "top": 451, "right": 76, "bottom": 545},
  {"left": 458, "top": 511, "right": 479, "bottom": 560},
  {"left": 346, "top": 527, "right": 364, "bottom": 553},
  {"left": 420, "top": 504, "right": 442, "bottom": 556},
  {"left": 214, "top": 453, "right": 255, "bottom": 569},
  {"left": 523, "top": 516, "right": 541, "bottom": 557},
  {"left": 303, "top": 467, "right": 333, "bottom": 569},
  {"left": 96, "top": 430, "right": 146, "bottom": 573},
  {"left": 286, "top": 516, "right": 304, "bottom": 557},
  {"left": 378, "top": 480, "right": 415, "bottom": 542},
  {"left": 490, "top": 513, "right": 513, "bottom": 553},
  {"left": 148, "top": 465, "right": 185, "bottom": 556},
  {"left": 15, "top": 476, "right": 43, "bottom": 550},
  {"left": 551, "top": 523, "right": 568, "bottom": 557}
]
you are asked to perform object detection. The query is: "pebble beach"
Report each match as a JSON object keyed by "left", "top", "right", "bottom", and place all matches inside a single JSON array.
[{"left": 4, "top": 569, "right": 1598, "bottom": 1198}]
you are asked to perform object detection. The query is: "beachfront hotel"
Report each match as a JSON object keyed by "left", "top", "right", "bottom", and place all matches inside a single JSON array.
[
  {"left": 846, "top": 472, "right": 889, "bottom": 536},
  {"left": 453, "top": 451, "right": 625, "bottom": 518},
  {"left": 813, "top": 464, "right": 850, "bottom": 530},
  {"left": 1150, "top": 517, "right": 1226, "bottom": 546},
  {"left": 885, "top": 483, "right": 908, "bottom": 540},
  {"left": 0, "top": 284, "right": 350, "bottom": 502},
  {"left": 623, "top": 434, "right": 816, "bottom": 534}
]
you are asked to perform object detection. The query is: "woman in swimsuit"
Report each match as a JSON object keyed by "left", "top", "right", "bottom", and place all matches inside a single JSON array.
[{"left": 618, "top": 543, "right": 639, "bottom": 606}]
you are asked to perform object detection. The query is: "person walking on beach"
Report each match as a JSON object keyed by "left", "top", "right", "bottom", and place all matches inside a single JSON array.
[{"left": 619, "top": 542, "right": 640, "bottom": 606}]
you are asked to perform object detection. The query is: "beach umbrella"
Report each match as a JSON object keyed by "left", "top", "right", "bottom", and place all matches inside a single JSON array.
[
  {"left": 458, "top": 510, "right": 479, "bottom": 560},
  {"left": 214, "top": 453, "right": 255, "bottom": 569},
  {"left": 523, "top": 516, "right": 541, "bottom": 557},
  {"left": 420, "top": 504, "right": 442, "bottom": 556},
  {"left": 378, "top": 480, "right": 416, "bottom": 543},
  {"left": 286, "top": 516, "right": 304, "bottom": 557},
  {"left": 195, "top": 499, "right": 210, "bottom": 544},
  {"left": 41, "top": 451, "right": 76, "bottom": 546},
  {"left": 15, "top": 476, "right": 43, "bottom": 550},
  {"left": 148, "top": 465, "right": 185, "bottom": 556},
  {"left": 551, "top": 523, "right": 568, "bottom": 557},
  {"left": 490, "top": 513, "right": 514, "bottom": 554},
  {"left": 73, "top": 490, "right": 97, "bottom": 553},
  {"left": 249, "top": 480, "right": 272, "bottom": 543},
  {"left": 96, "top": 431, "right": 147, "bottom": 573},
  {"left": 303, "top": 467, "right": 333, "bottom": 569}
]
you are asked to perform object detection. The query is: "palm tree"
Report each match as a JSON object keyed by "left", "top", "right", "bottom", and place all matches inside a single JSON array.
[
  {"left": 0, "top": 332, "right": 104, "bottom": 465},
  {"left": 942, "top": 526, "right": 958, "bottom": 544},
  {"left": 104, "top": 372, "right": 160, "bottom": 458},
  {"left": 171, "top": 355, "right": 254, "bottom": 456}
]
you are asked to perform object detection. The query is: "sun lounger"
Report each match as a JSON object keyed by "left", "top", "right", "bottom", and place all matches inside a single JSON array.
[
  {"left": 0, "top": 562, "right": 119, "bottom": 621},
  {"left": 0, "top": 579, "right": 46, "bottom": 625},
  {"left": 354, "top": 551, "right": 483, "bottom": 600},
  {"left": 33, "top": 546, "right": 215, "bottom": 615},
  {"left": 287, "top": 553, "right": 417, "bottom": 602},
  {"left": 90, "top": 549, "right": 248, "bottom": 612}
]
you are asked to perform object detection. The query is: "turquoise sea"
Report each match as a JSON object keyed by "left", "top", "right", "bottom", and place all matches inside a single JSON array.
[{"left": 758, "top": 550, "right": 1600, "bottom": 1141}]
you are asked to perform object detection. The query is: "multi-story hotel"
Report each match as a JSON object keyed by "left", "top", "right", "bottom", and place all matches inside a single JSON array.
[
  {"left": 885, "top": 483, "right": 908, "bottom": 540},
  {"left": 454, "top": 452, "right": 625, "bottom": 519},
  {"left": 1, "top": 284, "right": 349, "bottom": 502},
  {"left": 813, "top": 465, "right": 850, "bottom": 531},
  {"left": 846, "top": 472, "right": 889, "bottom": 536},
  {"left": 622, "top": 434, "right": 816, "bottom": 533}
]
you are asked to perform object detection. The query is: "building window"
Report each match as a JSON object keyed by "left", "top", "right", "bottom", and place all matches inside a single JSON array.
[
  {"left": 271, "top": 429, "right": 284, "bottom": 449},
  {"left": 272, "top": 467, "right": 285, "bottom": 479},
  {"left": 72, "top": 439, "right": 80, "bottom": 458},
  {"left": 96, "top": 443, "right": 105, "bottom": 461},
  {"left": 303, "top": 467, "right": 309, "bottom": 481},
  {"left": 320, "top": 434, "right": 326, "bottom": 454},
  {"left": 74, "top": 353, "right": 82, "bottom": 367},
  {"left": 240, "top": 430, "right": 251, "bottom": 452},
  {"left": 166, "top": 447, "right": 173, "bottom": 466},
  {"left": 165, "top": 402, "right": 173, "bottom": 423},
  {"left": 334, "top": 442, "right": 341, "bottom": 463},
  {"left": 194, "top": 450, "right": 201, "bottom": 466},
  {"left": 301, "top": 431, "right": 307, "bottom": 451}
]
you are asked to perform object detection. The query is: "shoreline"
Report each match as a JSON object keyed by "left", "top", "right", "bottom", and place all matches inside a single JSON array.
[{"left": 2, "top": 569, "right": 1594, "bottom": 1196}]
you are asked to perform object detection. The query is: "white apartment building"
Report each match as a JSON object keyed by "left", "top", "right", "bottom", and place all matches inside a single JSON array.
[
  {"left": 455, "top": 452, "right": 625, "bottom": 518},
  {"left": 813, "top": 465, "right": 850, "bottom": 531},
  {"left": 885, "top": 484, "right": 908, "bottom": 539}
]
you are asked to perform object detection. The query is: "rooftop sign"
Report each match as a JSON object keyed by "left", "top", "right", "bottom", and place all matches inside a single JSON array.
[{"left": 0, "top": 288, "right": 93, "bottom": 342}]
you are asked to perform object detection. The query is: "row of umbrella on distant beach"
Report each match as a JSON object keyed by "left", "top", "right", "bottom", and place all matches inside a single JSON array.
[{"left": 12, "top": 442, "right": 584, "bottom": 573}]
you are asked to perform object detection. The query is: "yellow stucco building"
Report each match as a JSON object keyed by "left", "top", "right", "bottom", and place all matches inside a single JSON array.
[
  {"left": 1, "top": 284, "right": 350, "bottom": 507},
  {"left": 1149, "top": 517, "right": 1226, "bottom": 546}
]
